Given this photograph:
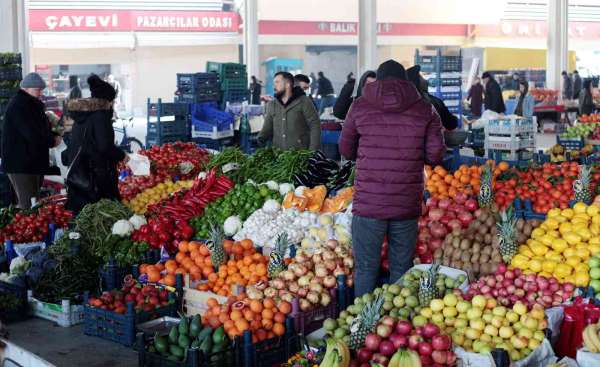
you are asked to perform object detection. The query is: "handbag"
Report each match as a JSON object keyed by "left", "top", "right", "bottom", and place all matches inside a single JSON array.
[{"left": 65, "top": 125, "right": 98, "bottom": 199}]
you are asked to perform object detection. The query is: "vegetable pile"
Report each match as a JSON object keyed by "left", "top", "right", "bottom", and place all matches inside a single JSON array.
[
  {"left": 126, "top": 179, "right": 193, "bottom": 215},
  {"left": 87, "top": 278, "right": 175, "bottom": 314},
  {"left": 133, "top": 216, "right": 194, "bottom": 253},
  {"left": 74, "top": 199, "right": 132, "bottom": 254},
  {"left": 119, "top": 172, "right": 170, "bottom": 202},
  {"left": 294, "top": 152, "right": 353, "bottom": 193},
  {"left": 0, "top": 203, "right": 72, "bottom": 243},
  {"left": 138, "top": 142, "right": 210, "bottom": 178}
]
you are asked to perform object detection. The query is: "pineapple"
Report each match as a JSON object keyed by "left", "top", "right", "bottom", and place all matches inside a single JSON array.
[
  {"left": 418, "top": 263, "right": 440, "bottom": 307},
  {"left": 349, "top": 295, "right": 384, "bottom": 350},
  {"left": 268, "top": 232, "right": 289, "bottom": 278},
  {"left": 207, "top": 223, "right": 226, "bottom": 271},
  {"left": 497, "top": 205, "right": 518, "bottom": 263},
  {"left": 478, "top": 164, "right": 493, "bottom": 208},
  {"left": 574, "top": 164, "right": 592, "bottom": 204}
]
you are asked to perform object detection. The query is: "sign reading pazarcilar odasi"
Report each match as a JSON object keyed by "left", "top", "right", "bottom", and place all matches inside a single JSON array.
[{"left": 28, "top": 9, "right": 240, "bottom": 32}]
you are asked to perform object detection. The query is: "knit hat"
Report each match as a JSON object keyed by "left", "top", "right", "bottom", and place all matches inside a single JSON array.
[
  {"left": 20, "top": 73, "right": 46, "bottom": 89},
  {"left": 406, "top": 65, "right": 421, "bottom": 88},
  {"left": 376, "top": 60, "right": 406, "bottom": 80},
  {"left": 87, "top": 74, "right": 116, "bottom": 101},
  {"left": 482, "top": 71, "right": 492, "bottom": 79}
]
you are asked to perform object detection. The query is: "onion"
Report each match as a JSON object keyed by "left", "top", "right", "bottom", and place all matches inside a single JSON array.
[
  {"left": 297, "top": 287, "right": 308, "bottom": 297},
  {"left": 320, "top": 292, "right": 332, "bottom": 306},
  {"left": 299, "top": 298, "right": 312, "bottom": 311},
  {"left": 254, "top": 280, "right": 268, "bottom": 291},
  {"left": 281, "top": 270, "right": 295, "bottom": 281},
  {"left": 447, "top": 219, "right": 462, "bottom": 231},
  {"left": 310, "top": 283, "right": 324, "bottom": 294},
  {"left": 264, "top": 287, "right": 277, "bottom": 298},
  {"left": 306, "top": 291, "right": 320, "bottom": 304},
  {"left": 428, "top": 208, "right": 444, "bottom": 221},
  {"left": 429, "top": 222, "right": 448, "bottom": 239},
  {"left": 315, "top": 265, "right": 328, "bottom": 278},
  {"left": 322, "top": 250, "right": 336, "bottom": 261},
  {"left": 326, "top": 239, "right": 338, "bottom": 250},
  {"left": 288, "top": 282, "right": 300, "bottom": 294},
  {"left": 323, "top": 275, "right": 336, "bottom": 288},
  {"left": 281, "top": 293, "right": 294, "bottom": 303},
  {"left": 272, "top": 278, "right": 285, "bottom": 290},
  {"left": 343, "top": 257, "right": 354, "bottom": 269},
  {"left": 438, "top": 198, "right": 451, "bottom": 210},
  {"left": 295, "top": 253, "right": 309, "bottom": 263},
  {"left": 426, "top": 197, "right": 439, "bottom": 208},
  {"left": 293, "top": 265, "right": 308, "bottom": 277},
  {"left": 298, "top": 275, "right": 311, "bottom": 287},
  {"left": 324, "top": 260, "right": 337, "bottom": 272}
]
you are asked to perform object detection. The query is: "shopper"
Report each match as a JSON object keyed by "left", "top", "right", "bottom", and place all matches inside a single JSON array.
[
  {"left": 514, "top": 80, "right": 534, "bottom": 118},
  {"left": 506, "top": 73, "right": 520, "bottom": 91},
  {"left": 309, "top": 72, "right": 318, "bottom": 96},
  {"left": 1, "top": 73, "right": 60, "bottom": 209},
  {"left": 339, "top": 60, "right": 445, "bottom": 296},
  {"left": 579, "top": 79, "right": 595, "bottom": 116},
  {"left": 316, "top": 71, "right": 336, "bottom": 114},
  {"left": 562, "top": 71, "right": 573, "bottom": 100},
  {"left": 573, "top": 70, "right": 582, "bottom": 100},
  {"left": 467, "top": 77, "right": 484, "bottom": 118},
  {"left": 294, "top": 74, "right": 311, "bottom": 96},
  {"left": 482, "top": 71, "right": 506, "bottom": 114},
  {"left": 406, "top": 65, "right": 458, "bottom": 131},
  {"left": 333, "top": 70, "right": 376, "bottom": 120},
  {"left": 249, "top": 76, "right": 262, "bottom": 105},
  {"left": 68, "top": 75, "right": 82, "bottom": 100},
  {"left": 62, "top": 74, "right": 126, "bottom": 213},
  {"left": 258, "top": 71, "right": 321, "bottom": 150}
]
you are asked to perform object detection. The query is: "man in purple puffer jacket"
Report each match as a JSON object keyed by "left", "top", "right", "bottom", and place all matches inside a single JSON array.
[{"left": 339, "top": 60, "right": 445, "bottom": 297}]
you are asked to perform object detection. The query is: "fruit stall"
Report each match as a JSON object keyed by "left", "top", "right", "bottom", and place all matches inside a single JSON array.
[{"left": 7, "top": 139, "right": 600, "bottom": 367}]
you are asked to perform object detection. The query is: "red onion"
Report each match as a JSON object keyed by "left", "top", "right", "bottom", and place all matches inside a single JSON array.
[
  {"left": 465, "top": 199, "right": 478, "bottom": 211},
  {"left": 428, "top": 208, "right": 444, "bottom": 221},
  {"left": 447, "top": 219, "right": 462, "bottom": 231},
  {"left": 426, "top": 197, "right": 439, "bottom": 208},
  {"left": 438, "top": 198, "right": 451, "bottom": 210},
  {"left": 454, "top": 192, "right": 468, "bottom": 204},
  {"left": 496, "top": 264, "right": 507, "bottom": 274}
]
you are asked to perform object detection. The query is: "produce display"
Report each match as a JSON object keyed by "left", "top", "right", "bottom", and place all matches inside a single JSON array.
[
  {"left": 511, "top": 203, "right": 599, "bottom": 285},
  {"left": 424, "top": 164, "right": 486, "bottom": 200},
  {"left": 87, "top": 278, "right": 175, "bottom": 314},
  {"left": 529, "top": 88, "right": 558, "bottom": 104},
  {"left": 126, "top": 178, "right": 193, "bottom": 215},
  {"left": 579, "top": 113, "right": 600, "bottom": 124},
  {"left": 0, "top": 202, "right": 72, "bottom": 243},
  {"left": 119, "top": 172, "right": 170, "bottom": 202},
  {"left": 582, "top": 321, "right": 600, "bottom": 353},
  {"left": 400, "top": 268, "right": 466, "bottom": 297},
  {"left": 589, "top": 251, "right": 600, "bottom": 296},
  {"left": 560, "top": 123, "right": 598, "bottom": 139}
]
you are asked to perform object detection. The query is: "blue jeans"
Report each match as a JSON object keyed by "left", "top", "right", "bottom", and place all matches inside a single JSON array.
[
  {"left": 318, "top": 95, "right": 336, "bottom": 115},
  {"left": 352, "top": 215, "right": 417, "bottom": 297}
]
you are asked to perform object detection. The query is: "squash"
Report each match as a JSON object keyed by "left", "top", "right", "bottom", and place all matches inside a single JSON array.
[
  {"left": 282, "top": 192, "right": 295, "bottom": 209},
  {"left": 282, "top": 191, "right": 309, "bottom": 211},
  {"left": 321, "top": 187, "right": 354, "bottom": 213},
  {"left": 305, "top": 185, "right": 327, "bottom": 212}
]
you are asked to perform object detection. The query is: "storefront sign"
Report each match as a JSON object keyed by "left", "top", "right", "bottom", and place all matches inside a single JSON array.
[
  {"left": 476, "top": 20, "right": 600, "bottom": 39},
  {"left": 29, "top": 9, "right": 239, "bottom": 32},
  {"left": 259, "top": 20, "right": 466, "bottom": 36}
]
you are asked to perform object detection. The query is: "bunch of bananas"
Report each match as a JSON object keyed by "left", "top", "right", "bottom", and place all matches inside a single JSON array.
[
  {"left": 583, "top": 322, "right": 600, "bottom": 352},
  {"left": 319, "top": 338, "right": 350, "bottom": 367},
  {"left": 388, "top": 349, "right": 422, "bottom": 367}
]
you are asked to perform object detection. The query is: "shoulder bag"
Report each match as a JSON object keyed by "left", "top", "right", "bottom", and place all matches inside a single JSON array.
[{"left": 66, "top": 125, "right": 98, "bottom": 199}]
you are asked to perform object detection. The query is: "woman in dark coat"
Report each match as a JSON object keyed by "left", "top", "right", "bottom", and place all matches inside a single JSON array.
[
  {"left": 333, "top": 70, "right": 376, "bottom": 120},
  {"left": 579, "top": 79, "right": 595, "bottom": 116},
  {"left": 62, "top": 74, "right": 126, "bottom": 213}
]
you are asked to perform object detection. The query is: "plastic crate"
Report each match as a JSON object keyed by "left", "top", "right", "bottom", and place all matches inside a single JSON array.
[
  {"left": 148, "top": 99, "right": 189, "bottom": 117},
  {"left": 0, "top": 66, "right": 22, "bottom": 81},
  {"left": 191, "top": 103, "right": 234, "bottom": 125},
  {"left": 557, "top": 136, "right": 585, "bottom": 151},
  {"left": 0, "top": 280, "right": 28, "bottom": 323},
  {"left": 191, "top": 122, "right": 234, "bottom": 140},
  {"left": 485, "top": 136, "right": 536, "bottom": 151},
  {"left": 221, "top": 89, "right": 249, "bottom": 104},
  {"left": 192, "top": 137, "right": 234, "bottom": 151},
  {"left": 0, "top": 86, "right": 18, "bottom": 98},
  {"left": 177, "top": 73, "right": 219, "bottom": 90},
  {"left": 137, "top": 332, "right": 240, "bottom": 367},
  {"left": 485, "top": 149, "right": 534, "bottom": 162},
  {"left": 28, "top": 293, "right": 85, "bottom": 327},
  {"left": 0, "top": 53, "right": 22, "bottom": 65},
  {"left": 83, "top": 289, "right": 179, "bottom": 347},
  {"left": 486, "top": 118, "right": 536, "bottom": 135},
  {"left": 321, "top": 130, "right": 341, "bottom": 145},
  {"left": 221, "top": 79, "right": 248, "bottom": 90},
  {"left": 147, "top": 118, "right": 190, "bottom": 137},
  {"left": 241, "top": 318, "right": 300, "bottom": 367},
  {"left": 290, "top": 294, "right": 338, "bottom": 335},
  {"left": 206, "top": 62, "right": 247, "bottom": 80},
  {"left": 176, "top": 91, "right": 220, "bottom": 104},
  {"left": 146, "top": 135, "right": 189, "bottom": 148},
  {"left": 440, "top": 91, "right": 461, "bottom": 100}
]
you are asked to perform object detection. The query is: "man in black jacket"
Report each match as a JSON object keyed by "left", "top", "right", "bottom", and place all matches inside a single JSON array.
[
  {"left": 316, "top": 71, "right": 336, "bottom": 114},
  {"left": 1, "top": 73, "right": 60, "bottom": 208},
  {"left": 482, "top": 71, "right": 506, "bottom": 114}
]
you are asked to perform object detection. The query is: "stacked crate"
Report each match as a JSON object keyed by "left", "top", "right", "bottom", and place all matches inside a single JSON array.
[
  {"left": 190, "top": 102, "right": 235, "bottom": 151},
  {"left": 175, "top": 72, "right": 220, "bottom": 104},
  {"left": 206, "top": 62, "right": 249, "bottom": 107},
  {"left": 0, "top": 53, "right": 21, "bottom": 206},
  {"left": 146, "top": 98, "right": 190, "bottom": 147},
  {"left": 484, "top": 117, "right": 536, "bottom": 162}
]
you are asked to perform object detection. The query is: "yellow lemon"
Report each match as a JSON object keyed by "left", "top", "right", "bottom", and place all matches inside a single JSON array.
[
  {"left": 512, "top": 255, "right": 530, "bottom": 269},
  {"left": 542, "top": 260, "right": 557, "bottom": 273},
  {"left": 587, "top": 205, "right": 600, "bottom": 217},
  {"left": 573, "top": 213, "right": 591, "bottom": 222},
  {"left": 538, "top": 236, "right": 553, "bottom": 247},
  {"left": 573, "top": 202, "right": 588, "bottom": 214},
  {"left": 591, "top": 224, "right": 600, "bottom": 236},
  {"left": 563, "top": 247, "right": 577, "bottom": 258},
  {"left": 548, "top": 208, "right": 562, "bottom": 218},
  {"left": 562, "top": 208, "right": 575, "bottom": 219},
  {"left": 530, "top": 242, "right": 549, "bottom": 256},
  {"left": 519, "top": 245, "right": 535, "bottom": 258},
  {"left": 579, "top": 263, "right": 590, "bottom": 272},
  {"left": 555, "top": 263, "right": 574, "bottom": 277},
  {"left": 554, "top": 215, "right": 568, "bottom": 223},
  {"left": 550, "top": 238, "right": 568, "bottom": 252},
  {"left": 563, "top": 232, "right": 582, "bottom": 245},
  {"left": 544, "top": 218, "right": 559, "bottom": 230},
  {"left": 531, "top": 228, "right": 546, "bottom": 240},
  {"left": 546, "top": 230, "right": 560, "bottom": 239},
  {"left": 565, "top": 256, "right": 582, "bottom": 267},
  {"left": 576, "top": 247, "right": 591, "bottom": 259},
  {"left": 559, "top": 222, "right": 573, "bottom": 233},
  {"left": 523, "top": 269, "right": 536, "bottom": 275},
  {"left": 529, "top": 259, "right": 543, "bottom": 272},
  {"left": 575, "top": 271, "right": 590, "bottom": 287},
  {"left": 592, "top": 215, "right": 600, "bottom": 225}
]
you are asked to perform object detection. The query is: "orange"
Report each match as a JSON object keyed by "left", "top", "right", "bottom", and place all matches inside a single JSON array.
[
  {"left": 230, "top": 310, "right": 243, "bottom": 321},
  {"left": 223, "top": 239, "right": 234, "bottom": 253},
  {"left": 235, "top": 319, "right": 250, "bottom": 332},
  {"left": 210, "top": 305, "right": 221, "bottom": 316},
  {"left": 145, "top": 265, "right": 157, "bottom": 274},
  {"left": 139, "top": 264, "right": 148, "bottom": 274},
  {"left": 272, "top": 323, "right": 285, "bottom": 336},
  {"left": 165, "top": 260, "right": 178, "bottom": 273},
  {"left": 207, "top": 297, "right": 219, "bottom": 308},
  {"left": 224, "top": 320, "right": 235, "bottom": 332},
  {"left": 163, "top": 274, "right": 176, "bottom": 287},
  {"left": 273, "top": 312, "right": 285, "bottom": 324},
  {"left": 278, "top": 301, "right": 292, "bottom": 315},
  {"left": 261, "top": 318, "right": 273, "bottom": 330},
  {"left": 202, "top": 266, "right": 214, "bottom": 277},
  {"left": 249, "top": 300, "right": 263, "bottom": 314},
  {"left": 189, "top": 250, "right": 200, "bottom": 260},
  {"left": 175, "top": 252, "right": 186, "bottom": 263},
  {"left": 267, "top": 331, "right": 275, "bottom": 339},
  {"left": 218, "top": 313, "right": 229, "bottom": 324},
  {"left": 263, "top": 298, "right": 275, "bottom": 310},
  {"left": 255, "top": 264, "right": 267, "bottom": 276},
  {"left": 154, "top": 263, "right": 165, "bottom": 272},
  {"left": 178, "top": 241, "right": 189, "bottom": 253},
  {"left": 251, "top": 319, "right": 262, "bottom": 331},
  {"left": 240, "top": 239, "right": 254, "bottom": 250},
  {"left": 498, "top": 161, "right": 509, "bottom": 171},
  {"left": 208, "top": 273, "right": 218, "bottom": 282},
  {"left": 243, "top": 310, "right": 255, "bottom": 321},
  {"left": 204, "top": 257, "right": 213, "bottom": 267},
  {"left": 187, "top": 241, "right": 200, "bottom": 252},
  {"left": 261, "top": 308, "right": 274, "bottom": 320},
  {"left": 199, "top": 245, "right": 210, "bottom": 257},
  {"left": 147, "top": 269, "right": 161, "bottom": 283}
]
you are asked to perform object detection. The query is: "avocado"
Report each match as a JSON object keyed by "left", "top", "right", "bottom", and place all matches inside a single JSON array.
[
  {"left": 178, "top": 316, "right": 189, "bottom": 336},
  {"left": 211, "top": 343, "right": 225, "bottom": 353},
  {"left": 189, "top": 314, "right": 201, "bottom": 337},
  {"left": 199, "top": 334, "right": 213, "bottom": 355},
  {"left": 154, "top": 334, "right": 169, "bottom": 354},
  {"left": 168, "top": 326, "right": 179, "bottom": 344},
  {"left": 178, "top": 334, "right": 191, "bottom": 349},
  {"left": 196, "top": 327, "right": 212, "bottom": 343},
  {"left": 191, "top": 339, "right": 201, "bottom": 349},
  {"left": 169, "top": 345, "right": 184, "bottom": 358},
  {"left": 212, "top": 326, "right": 225, "bottom": 345}
]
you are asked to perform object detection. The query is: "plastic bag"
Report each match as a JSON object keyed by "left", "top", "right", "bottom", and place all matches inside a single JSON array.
[
  {"left": 577, "top": 348, "right": 600, "bottom": 367},
  {"left": 514, "top": 339, "right": 556, "bottom": 366},
  {"left": 126, "top": 153, "right": 150, "bottom": 176},
  {"left": 546, "top": 306, "right": 565, "bottom": 345},
  {"left": 557, "top": 300, "right": 600, "bottom": 358}
]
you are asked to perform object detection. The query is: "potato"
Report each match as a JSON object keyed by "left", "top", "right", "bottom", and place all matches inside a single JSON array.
[
  {"left": 460, "top": 239, "right": 470, "bottom": 250},
  {"left": 461, "top": 252, "right": 471, "bottom": 263},
  {"left": 472, "top": 242, "right": 481, "bottom": 253},
  {"left": 479, "top": 253, "right": 490, "bottom": 263},
  {"left": 452, "top": 237, "right": 461, "bottom": 249},
  {"left": 516, "top": 218, "right": 525, "bottom": 231},
  {"left": 471, "top": 253, "right": 480, "bottom": 263},
  {"left": 452, "top": 250, "right": 462, "bottom": 260},
  {"left": 486, "top": 217, "right": 496, "bottom": 228}
]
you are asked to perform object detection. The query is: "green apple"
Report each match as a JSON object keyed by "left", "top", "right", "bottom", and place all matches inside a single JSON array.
[
  {"left": 591, "top": 257, "right": 600, "bottom": 268},
  {"left": 591, "top": 267, "right": 600, "bottom": 280}
]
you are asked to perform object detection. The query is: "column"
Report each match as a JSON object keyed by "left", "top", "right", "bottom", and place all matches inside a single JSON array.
[
  {"left": 0, "top": 0, "right": 18, "bottom": 52},
  {"left": 546, "top": 0, "right": 568, "bottom": 90},
  {"left": 243, "top": 0, "right": 259, "bottom": 82},
  {"left": 358, "top": 0, "right": 377, "bottom": 75}
]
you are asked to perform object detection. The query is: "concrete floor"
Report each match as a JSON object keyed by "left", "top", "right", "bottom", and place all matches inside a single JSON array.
[{"left": 5, "top": 318, "right": 138, "bottom": 367}]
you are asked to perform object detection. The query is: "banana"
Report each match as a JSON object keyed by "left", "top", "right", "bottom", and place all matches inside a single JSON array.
[
  {"left": 320, "top": 339, "right": 337, "bottom": 367},
  {"left": 388, "top": 350, "right": 403, "bottom": 367},
  {"left": 334, "top": 339, "right": 350, "bottom": 367},
  {"left": 587, "top": 323, "right": 600, "bottom": 352},
  {"left": 407, "top": 349, "right": 422, "bottom": 367},
  {"left": 583, "top": 325, "right": 596, "bottom": 352}
]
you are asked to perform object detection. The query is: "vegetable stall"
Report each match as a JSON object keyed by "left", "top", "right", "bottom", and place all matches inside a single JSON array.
[{"left": 4, "top": 140, "right": 600, "bottom": 367}]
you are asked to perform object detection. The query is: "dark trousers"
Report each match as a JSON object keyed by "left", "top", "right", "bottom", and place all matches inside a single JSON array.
[
  {"left": 352, "top": 215, "right": 417, "bottom": 297},
  {"left": 8, "top": 174, "right": 43, "bottom": 209}
]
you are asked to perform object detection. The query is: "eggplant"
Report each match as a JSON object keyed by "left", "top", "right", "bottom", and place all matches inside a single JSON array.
[
  {"left": 293, "top": 173, "right": 312, "bottom": 187},
  {"left": 313, "top": 151, "right": 327, "bottom": 161}
]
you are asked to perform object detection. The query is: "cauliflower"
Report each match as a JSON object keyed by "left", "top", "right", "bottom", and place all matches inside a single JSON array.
[
  {"left": 224, "top": 216, "right": 243, "bottom": 236},
  {"left": 262, "top": 199, "right": 281, "bottom": 214},
  {"left": 279, "top": 183, "right": 294, "bottom": 196},
  {"left": 128, "top": 215, "right": 147, "bottom": 230},
  {"left": 264, "top": 181, "right": 279, "bottom": 191},
  {"left": 111, "top": 219, "right": 134, "bottom": 236},
  {"left": 9, "top": 256, "right": 31, "bottom": 276}
]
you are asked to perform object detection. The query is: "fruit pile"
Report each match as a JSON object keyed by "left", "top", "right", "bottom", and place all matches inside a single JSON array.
[
  {"left": 420, "top": 294, "right": 548, "bottom": 362},
  {"left": 118, "top": 172, "right": 170, "bottom": 202},
  {"left": 580, "top": 113, "right": 600, "bottom": 124},
  {"left": 203, "top": 296, "right": 292, "bottom": 342},
  {"left": 465, "top": 264, "right": 575, "bottom": 310},
  {"left": 589, "top": 252, "right": 600, "bottom": 298},
  {"left": 140, "top": 142, "right": 209, "bottom": 178},
  {"left": 511, "top": 203, "right": 600, "bottom": 285},
  {"left": 149, "top": 317, "right": 231, "bottom": 362},
  {"left": 0, "top": 203, "right": 73, "bottom": 243},
  {"left": 400, "top": 268, "right": 466, "bottom": 297},
  {"left": 425, "top": 164, "right": 484, "bottom": 200},
  {"left": 87, "top": 280, "right": 175, "bottom": 314},
  {"left": 583, "top": 321, "right": 600, "bottom": 353},
  {"left": 126, "top": 179, "right": 193, "bottom": 215},
  {"left": 416, "top": 195, "right": 477, "bottom": 264},
  {"left": 529, "top": 88, "right": 558, "bottom": 104},
  {"left": 560, "top": 123, "right": 598, "bottom": 139}
]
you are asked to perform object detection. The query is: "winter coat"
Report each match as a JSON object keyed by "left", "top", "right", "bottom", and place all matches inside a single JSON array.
[
  {"left": 467, "top": 84, "right": 484, "bottom": 116},
  {"left": 1, "top": 89, "right": 54, "bottom": 174},
  {"left": 563, "top": 75, "right": 573, "bottom": 100},
  {"left": 580, "top": 91, "right": 594, "bottom": 116},
  {"left": 333, "top": 72, "right": 375, "bottom": 121},
  {"left": 317, "top": 77, "right": 334, "bottom": 96},
  {"left": 259, "top": 87, "right": 321, "bottom": 150},
  {"left": 429, "top": 94, "right": 458, "bottom": 131},
  {"left": 516, "top": 93, "right": 535, "bottom": 118},
  {"left": 484, "top": 78, "right": 506, "bottom": 114},
  {"left": 573, "top": 75, "right": 582, "bottom": 99},
  {"left": 339, "top": 79, "right": 445, "bottom": 220},
  {"left": 61, "top": 98, "right": 125, "bottom": 212}
]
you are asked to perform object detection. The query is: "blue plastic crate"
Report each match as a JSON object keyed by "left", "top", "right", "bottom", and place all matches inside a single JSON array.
[
  {"left": 148, "top": 99, "right": 189, "bottom": 117},
  {"left": 191, "top": 103, "right": 234, "bottom": 125},
  {"left": 440, "top": 91, "right": 462, "bottom": 100},
  {"left": 0, "top": 66, "right": 22, "bottom": 81},
  {"left": 557, "top": 136, "right": 584, "bottom": 151},
  {"left": 321, "top": 130, "right": 341, "bottom": 145},
  {"left": 83, "top": 291, "right": 178, "bottom": 347},
  {"left": 176, "top": 73, "right": 219, "bottom": 91},
  {"left": 241, "top": 318, "right": 300, "bottom": 367},
  {"left": 147, "top": 118, "right": 190, "bottom": 137},
  {"left": 176, "top": 92, "right": 220, "bottom": 104},
  {"left": 0, "top": 54, "right": 21, "bottom": 65},
  {"left": 221, "top": 89, "right": 249, "bottom": 103},
  {"left": 193, "top": 137, "right": 234, "bottom": 151}
]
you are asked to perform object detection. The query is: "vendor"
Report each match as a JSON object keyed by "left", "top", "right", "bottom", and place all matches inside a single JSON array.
[
  {"left": 579, "top": 79, "right": 595, "bottom": 116},
  {"left": 514, "top": 80, "right": 534, "bottom": 119}
]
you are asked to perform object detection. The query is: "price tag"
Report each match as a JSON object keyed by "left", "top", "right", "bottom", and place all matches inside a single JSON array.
[{"left": 222, "top": 163, "right": 240, "bottom": 173}]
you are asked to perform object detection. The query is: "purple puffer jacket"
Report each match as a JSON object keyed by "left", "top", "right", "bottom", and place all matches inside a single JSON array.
[{"left": 339, "top": 79, "right": 445, "bottom": 220}]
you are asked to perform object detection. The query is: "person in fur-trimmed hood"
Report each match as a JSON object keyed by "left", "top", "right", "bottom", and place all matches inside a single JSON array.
[{"left": 61, "top": 74, "right": 126, "bottom": 213}]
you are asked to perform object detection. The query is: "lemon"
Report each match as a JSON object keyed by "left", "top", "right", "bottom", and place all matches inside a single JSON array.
[
  {"left": 576, "top": 247, "right": 591, "bottom": 259},
  {"left": 538, "top": 236, "right": 553, "bottom": 246},
  {"left": 531, "top": 228, "right": 546, "bottom": 239},
  {"left": 547, "top": 208, "right": 562, "bottom": 218},
  {"left": 565, "top": 256, "right": 582, "bottom": 267},
  {"left": 589, "top": 244, "right": 600, "bottom": 256},
  {"left": 579, "top": 263, "right": 590, "bottom": 272},
  {"left": 544, "top": 218, "right": 559, "bottom": 230},
  {"left": 564, "top": 275, "right": 577, "bottom": 284},
  {"left": 529, "top": 259, "right": 543, "bottom": 272},
  {"left": 554, "top": 215, "right": 568, "bottom": 223},
  {"left": 542, "top": 260, "right": 557, "bottom": 273},
  {"left": 573, "top": 213, "right": 591, "bottom": 222},
  {"left": 519, "top": 245, "right": 535, "bottom": 258},
  {"left": 555, "top": 263, "right": 573, "bottom": 277},
  {"left": 562, "top": 208, "right": 575, "bottom": 219},
  {"left": 550, "top": 238, "right": 568, "bottom": 252},
  {"left": 575, "top": 271, "right": 590, "bottom": 287},
  {"left": 546, "top": 230, "right": 560, "bottom": 239},
  {"left": 563, "top": 232, "right": 582, "bottom": 245},
  {"left": 588, "top": 205, "right": 600, "bottom": 216},
  {"left": 574, "top": 202, "right": 588, "bottom": 214}
]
